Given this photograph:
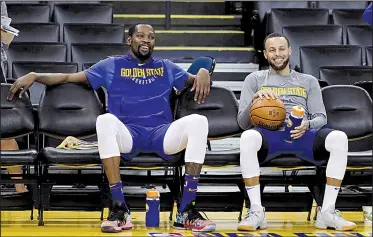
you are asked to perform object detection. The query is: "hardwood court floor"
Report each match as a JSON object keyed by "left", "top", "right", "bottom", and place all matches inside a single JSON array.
[{"left": 1, "top": 208, "right": 371, "bottom": 236}]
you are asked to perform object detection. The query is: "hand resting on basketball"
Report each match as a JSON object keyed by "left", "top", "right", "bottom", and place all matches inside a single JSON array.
[
  {"left": 290, "top": 120, "right": 310, "bottom": 139},
  {"left": 253, "top": 89, "right": 278, "bottom": 101}
]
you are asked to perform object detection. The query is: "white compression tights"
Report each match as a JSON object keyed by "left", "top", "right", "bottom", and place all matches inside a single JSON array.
[
  {"left": 95, "top": 113, "right": 208, "bottom": 164},
  {"left": 240, "top": 129, "right": 348, "bottom": 180}
]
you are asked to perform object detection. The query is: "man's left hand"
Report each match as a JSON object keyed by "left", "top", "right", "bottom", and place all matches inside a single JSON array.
[
  {"left": 290, "top": 120, "right": 310, "bottom": 139},
  {"left": 190, "top": 68, "right": 210, "bottom": 104}
]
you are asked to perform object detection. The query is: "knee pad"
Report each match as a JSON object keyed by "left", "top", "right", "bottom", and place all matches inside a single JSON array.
[
  {"left": 187, "top": 114, "right": 208, "bottom": 135},
  {"left": 240, "top": 129, "right": 262, "bottom": 151},
  {"left": 325, "top": 130, "right": 348, "bottom": 152},
  {"left": 96, "top": 113, "right": 118, "bottom": 135}
]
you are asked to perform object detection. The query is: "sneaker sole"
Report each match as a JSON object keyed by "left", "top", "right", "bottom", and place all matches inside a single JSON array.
[
  {"left": 174, "top": 224, "right": 216, "bottom": 232},
  {"left": 315, "top": 225, "right": 357, "bottom": 231},
  {"left": 101, "top": 225, "right": 133, "bottom": 233},
  {"left": 237, "top": 224, "right": 268, "bottom": 231}
]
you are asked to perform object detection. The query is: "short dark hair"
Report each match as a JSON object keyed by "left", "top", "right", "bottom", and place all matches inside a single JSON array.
[
  {"left": 128, "top": 23, "right": 154, "bottom": 37},
  {"left": 263, "top": 32, "right": 290, "bottom": 48}
]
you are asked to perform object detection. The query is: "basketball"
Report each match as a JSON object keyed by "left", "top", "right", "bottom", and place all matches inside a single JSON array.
[{"left": 250, "top": 98, "right": 286, "bottom": 130}]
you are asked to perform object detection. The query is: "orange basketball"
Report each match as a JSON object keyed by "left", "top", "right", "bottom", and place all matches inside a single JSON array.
[{"left": 250, "top": 98, "right": 286, "bottom": 130}]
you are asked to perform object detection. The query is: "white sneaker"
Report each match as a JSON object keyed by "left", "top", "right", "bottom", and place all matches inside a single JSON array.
[
  {"left": 237, "top": 204, "right": 268, "bottom": 231},
  {"left": 315, "top": 206, "right": 357, "bottom": 231}
]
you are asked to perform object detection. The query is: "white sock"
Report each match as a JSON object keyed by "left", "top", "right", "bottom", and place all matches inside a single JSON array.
[
  {"left": 321, "top": 184, "right": 340, "bottom": 212},
  {"left": 246, "top": 184, "right": 262, "bottom": 208}
]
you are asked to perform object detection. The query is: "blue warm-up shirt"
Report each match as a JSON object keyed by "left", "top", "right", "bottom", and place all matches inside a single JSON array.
[{"left": 84, "top": 54, "right": 189, "bottom": 127}]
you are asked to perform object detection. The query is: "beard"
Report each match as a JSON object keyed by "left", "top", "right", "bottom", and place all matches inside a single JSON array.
[
  {"left": 132, "top": 45, "right": 153, "bottom": 61},
  {"left": 267, "top": 57, "right": 289, "bottom": 71}
]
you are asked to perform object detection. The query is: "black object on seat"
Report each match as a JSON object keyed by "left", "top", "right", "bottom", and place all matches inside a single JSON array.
[
  {"left": 0, "top": 83, "right": 38, "bottom": 214},
  {"left": 283, "top": 25, "right": 343, "bottom": 69},
  {"left": 12, "top": 62, "right": 78, "bottom": 106},
  {"left": 6, "top": 3, "right": 50, "bottom": 23},
  {"left": 299, "top": 45, "right": 363, "bottom": 78},
  {"left": 319, "top": 66, "right": 373, "bottom": 86}
]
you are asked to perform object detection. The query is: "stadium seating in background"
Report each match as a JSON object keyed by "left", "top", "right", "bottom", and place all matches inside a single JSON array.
[
  {"left": 7, "top": 42, "right": 67, "bottom": 78},
  {"left": 319, "top": 66, "right": 373, "bottom": 87},
  {"left": 366, "top": 46, "right": 372, "bottom": 66},
  {"left": 6, "top": 3, "right": 50, "bottom": 23},
  {"left": 331, "top": 9, "right": 369, "bottom": 26},
  {"left": 282, "top": 25, "right": 343, "bottom": 69},
  {"left": 346, "top": 25, "right": 373, "bottom": 47},
  {"left": 70, "top": 43, "right": 128, "bottom": 68},
  {"left": 266, "top": 8, "right": 329, "bottom": 35},
  {"left": 316, "top": 1, "right": 369, "bottom": 9},
  {"left": 11, "top": 23, "right": 60, "bottom": 43},
  {"left": 299, "top": 45, "right": 363, "bottom": 78},
  {"left": 63, "top": 23, "right": 125, "bottom": 60}
]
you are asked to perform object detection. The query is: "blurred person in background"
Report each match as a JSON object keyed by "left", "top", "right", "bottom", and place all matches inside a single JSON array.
[
  {"left": 1, "top": 0, "right": 28, "bottom": 193},
  {"left": 362, "top": 2, "right": 372, "bottom": 25}
]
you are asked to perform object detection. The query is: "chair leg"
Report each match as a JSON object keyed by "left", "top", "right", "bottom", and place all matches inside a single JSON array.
[
  {"left": 30, "top": 207, "right": 34, "bottom": 220},
  {"left": 38, "top": 208, "right": 44, "bottom": 226}
]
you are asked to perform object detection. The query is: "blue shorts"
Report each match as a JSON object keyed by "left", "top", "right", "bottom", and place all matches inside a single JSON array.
[
  {"left": 254, "top": 126, "right": 333, "bottom": 166},
  {"left": 120, "top": 124, "right": 176, "bottom": 161}
]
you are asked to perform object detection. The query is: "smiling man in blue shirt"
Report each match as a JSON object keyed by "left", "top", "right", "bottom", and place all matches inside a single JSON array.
[{"left": 8, "top": 24, "right": 216, "bottom": 233}]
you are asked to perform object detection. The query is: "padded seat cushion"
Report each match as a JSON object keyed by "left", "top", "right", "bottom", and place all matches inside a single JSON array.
[
  {"left": 39, "top": 147, "right": 182, "bottom": 167},
  {"left": 347, "top": 151, "right": 372, "bottom": 167},
  {"left": 204, "top": 149, "right": 240, "bottom": 166},
  {"left": 1, "top": 149, "right": 38, "bottom": 166},
  {"left": 261, "top": 155, "right": 319, "bottom": 168}
]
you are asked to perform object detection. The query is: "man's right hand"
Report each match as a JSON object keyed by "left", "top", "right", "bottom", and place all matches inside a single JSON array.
[
  {"left": 7, "top": 73, "right": 36, "bottom": 101},
  {"left": 253, "top": 89, "right": 278, "bottom": 100}
]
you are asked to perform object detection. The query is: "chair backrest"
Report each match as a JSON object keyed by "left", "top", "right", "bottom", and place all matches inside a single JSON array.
[
  {"left": 354, "top": 81, "right": 372, "bottom": 98},
  {"left": 366, "top": 46, "right": 372, "bottom": 66},
  {"left": 283, "top": 25, "right": 343, "bottom": 68},
  {"left": 319, "top": 66, "right": 373, "bottom": 86},
  {"left": 70, "top": 43, "right": 128, "bottom": 68},
  {"left": 332, "top": 9, "right": 368, "bottom": 25},
  {"left": 317, "top": 1, "right": 368, "bottom": 9},
  {"left": 299, "top": 45, "right": 362, "bottom": 78},
  {"left": 12, "top": 62, "right": 78, "bottom": 106},
  {"left": 322, "top": 85, "right": 372, "bottom": 151},
  {"left": 38, "top": 83, "right": 104, "bottom": 139},
  {"left": 11, "top": 23, "right": 60, "bottom": 43},
  {"left": 53, "top": 3, "right": 113, "bottom": 25},
  {"left": 7, "top": 3, "right": 50, "bottom": 23},
  {"left": 253, "top": 1, "right": 310, "bottom": 22},
  {"left": 175, "top": 85, "right": 242, "bottom": 139},
  {"left": 152, "top": 49, "right": 252, "bottom": 63},
  {"left": 63, "top": 23, "right": 125, "bottom": 45},
  {"left": 1, "top": 83, "right": 35, "bottom": 139},
  {"left": 7, "top": 43, "right": 67, "bottom": 78},
  {"left": 267, "top": 8, "right": 329, "bottom": 34},
  {"left": 346, "top": 25, "right": 373, "bottom": 46}
]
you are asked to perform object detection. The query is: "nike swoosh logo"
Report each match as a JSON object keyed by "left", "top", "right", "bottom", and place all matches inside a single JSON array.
[{"left": 188, "top": 188, "right": 197, "bottom": 192}]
